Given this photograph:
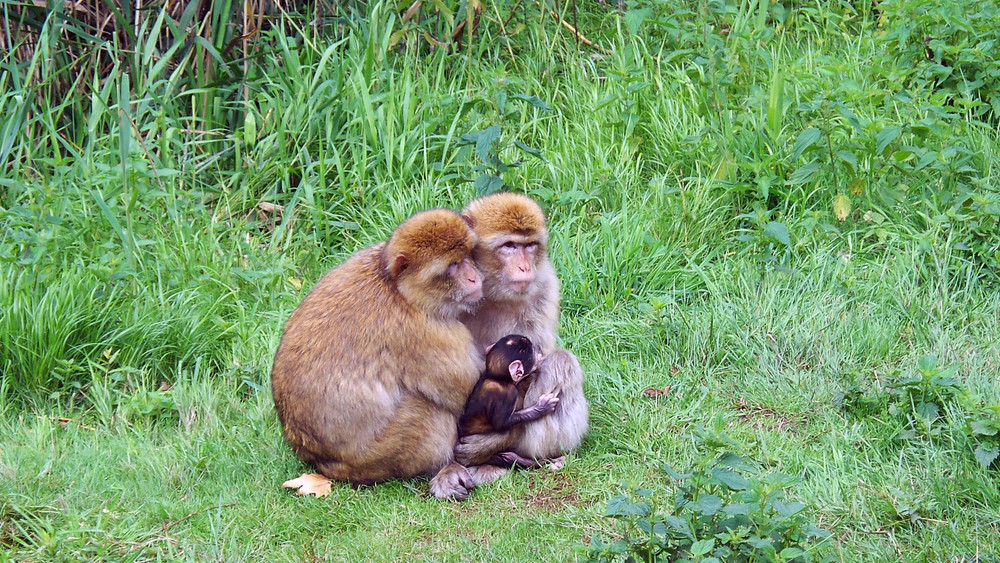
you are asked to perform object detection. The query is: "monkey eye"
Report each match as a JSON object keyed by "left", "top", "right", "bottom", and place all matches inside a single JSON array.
[
  {"left": 500, "top": 241, "right": 518, "bottom": 250},
  {"left": 525, "top": 242, "right": 539, "bottom": 252}
]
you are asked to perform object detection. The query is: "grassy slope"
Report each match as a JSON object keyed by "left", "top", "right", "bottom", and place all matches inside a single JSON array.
[{"left": 2, "top": 3, "right": 999, "bottom": 561}]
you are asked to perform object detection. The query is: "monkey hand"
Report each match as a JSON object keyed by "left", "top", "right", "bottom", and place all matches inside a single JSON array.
[
  {"left": 533, "top": 392, "right": 560, "bottom": 414},
  {"left": 429, "top": 463, "right": 474, "bottom": 501}
]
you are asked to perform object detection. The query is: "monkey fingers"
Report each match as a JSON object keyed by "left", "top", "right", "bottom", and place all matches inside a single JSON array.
[{"left": 533, "top": 392, "right": 560, "bottom": 413}]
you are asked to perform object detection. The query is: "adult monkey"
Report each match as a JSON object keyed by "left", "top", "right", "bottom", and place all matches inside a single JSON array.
[
  {"left": 272, "top": 209, "right": 484, "bottom": 500},
  {"left": 456, "top": 192, "right": 589, "bottom": 484}
]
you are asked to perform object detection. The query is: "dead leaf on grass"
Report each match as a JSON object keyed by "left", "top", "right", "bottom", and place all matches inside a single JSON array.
[
  {"left": 642, "top": 385, "right": 672, "bottom": 397},
  {"left": 282, "top": 473, "right": 332, "bottom": 498}
]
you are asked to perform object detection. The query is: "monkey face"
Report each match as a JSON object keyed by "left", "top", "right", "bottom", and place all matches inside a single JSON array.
[
  {"left": 382, "top": 209, "right": 483, "bottom": 318},
  {"left": 447, "top": 258, "right": 484, "bottom": 308},
  {"left": 462, "top": 193, "right": 549, "bottom": 303}
]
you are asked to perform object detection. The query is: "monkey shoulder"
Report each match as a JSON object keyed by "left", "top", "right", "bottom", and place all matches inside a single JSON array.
[
  {"left": 460, "top": 378, "right": 517, "bottom": 432},
  {"left": 481, "top": 381, "right": 519, "bottom": 426}
]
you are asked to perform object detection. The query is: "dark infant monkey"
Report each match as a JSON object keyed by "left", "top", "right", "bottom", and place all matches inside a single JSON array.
[{"left": 457, "top": 334, "right": 559, "bottom": 466}]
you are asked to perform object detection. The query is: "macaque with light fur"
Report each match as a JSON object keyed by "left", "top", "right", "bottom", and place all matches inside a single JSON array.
[
  {"left": 457, "top": 193, "right": 589, "bottom": 482},
  {"left": 271, "top": 209, "right": 485, "bottom": 499}
]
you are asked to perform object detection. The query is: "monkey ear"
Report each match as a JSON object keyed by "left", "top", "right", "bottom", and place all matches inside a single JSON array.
[
  {"left": 389, "top": 253, "right": 409, "bottom": 278},
  {"left": 484, "top": 342, "right": 496, "bottom": 355},
  {"left": 461, "top": 213, "right": 475, "bottom": 228},
  {"left": 509, "top": 360, "right": 524, "bottom": 382}
]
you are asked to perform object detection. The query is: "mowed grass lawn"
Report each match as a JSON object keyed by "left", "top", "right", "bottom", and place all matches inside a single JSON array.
[{"left": 2, "top": 1, "right": 999, "bottom": 560}]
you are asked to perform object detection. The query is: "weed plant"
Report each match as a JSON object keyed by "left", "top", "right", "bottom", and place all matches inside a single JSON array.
[{"left": 2, "top": 0, "right": 999, "bottom": 560}]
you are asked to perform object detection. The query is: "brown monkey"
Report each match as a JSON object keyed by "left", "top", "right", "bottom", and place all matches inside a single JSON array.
[
  {"left": 271, "top": 209, "right": 484, "bottom": 499},
  {"left": 457, "top": 193, "right": 589, "bottom": 479},
  {"left": 457, "top": 335, "right": 559, "bottom": 466}
]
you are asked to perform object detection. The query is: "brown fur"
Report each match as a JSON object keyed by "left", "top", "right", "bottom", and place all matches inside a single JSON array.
[
  {"left": 271, "top": 209, "right": 483, "bottom": 495},
  {"left": 456, "top": 193, "right": 589, "bottom": 480}
]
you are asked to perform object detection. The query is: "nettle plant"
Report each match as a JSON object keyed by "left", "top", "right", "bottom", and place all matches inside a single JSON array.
[
  {"left": 877, "top": 0, "right": 1000, "bottom": 123},
  {"left": 836, "top": 354, "right": 964, "bottom": 434},
  {"left": 965, "top": 403, "right": 1000, "bottom": 469},
  {"left": 452, "top": 90, "right": 553, "bottom": 194},
  {"left": 836, "top": 355, "right": 1000, "bottom": 469},
  {"left": 583, "top": 433, "right": 832, "bottom": 562},
  {"left": 887, "top": 354, "right": 964, "bottom": 427}
]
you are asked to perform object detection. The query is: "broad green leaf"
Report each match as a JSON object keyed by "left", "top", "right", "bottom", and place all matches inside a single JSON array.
[
  {"left": 625, "top": 7, "right": 653, "bottom": 34},
  {"left": 780, "top": 547, "right": 806, "bottom": 559},
  {"left": 662, "top": 464, "right": 692, "bottom": 480},
  {"left": 892, "top": 149, "right": 915, "bottom": 162},
  {"left": 694, "top": 494, "right": 723, "bottom": 515},
  {"left": 723, "top": 502, "right": 753, "bottom": 515},
  {"left": 474, "top": 173, "right": 503, "bottom": 194},
  {"left": 876, "top": 125, "right": 902, "bottom": 156},
  {"left": 475, "top": 124, "right": 501, "bottom": 165},
  {"left": 836, "top": 104, "right": 863, "bottom": 133},
  {"left": 971, "top": 420, "right": 998, "bottom": 436},
  {"left": 918, "top": 354, "right": 938, "bottom": 372},
  {"left": 787, "top": 162, "right": 820, "bottom": 185},
  {"left": 791, "top": 127, "right": 823, "bottom": 161},
  {"left": 716, "top": 452, "right": 753, "bottom": 471},
  {"left": 915, "top": 401, "right": 940, "bottom": 421},
  {"left": 772, "top": 500, "right": 805, "bottom": 517},
  {"left": 836, "top": 149, "right": 858, "bottom": 173},
  {"left": 605, "top": 494, "right": 630, "bottom": 516},
  {"left": 510, "top": 94, "right": 553, "bottom": 112},
  {"left": 665, "top": 515, "right": 695, "bottom": 540},
  {"left": 711, "top": 467, "right": 749, "bottom": 490},
  {"left": 513, "top": 139, "right": 546, "bottom": 160},
  {"left": 974, "top": 445, "right": 999, "bottom": 468},
  {"left": 691, "top": 538, "right": 715, "bottom": 556},
  {"left": 764, "top": 221, "right": 791, "bottom": 246}
]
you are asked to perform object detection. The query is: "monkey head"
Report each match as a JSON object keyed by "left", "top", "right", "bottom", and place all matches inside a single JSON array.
[
  {"left": 382, "top": 208, "right": 483, "bottom": 318},
  {"left": 484, "top": 334, "right": 543, "bottom": 383},
  {"left": 462, "top": 193, "right": 549, "bottom": 302}
]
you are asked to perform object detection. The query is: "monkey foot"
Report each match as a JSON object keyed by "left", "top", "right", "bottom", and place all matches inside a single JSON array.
[
  {"left": 282, "top": 473, "right": 333, "bottom": 498},
  {"left": 429, "top": 463, "right": 474, "bottom": 501},
  {"left": 545, "top": 456, "right": 566, "bottom": 471}
]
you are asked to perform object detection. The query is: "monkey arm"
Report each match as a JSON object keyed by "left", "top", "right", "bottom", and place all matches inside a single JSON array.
[{"left": 504, "top": 392, "right": 559, "bottom": 426}]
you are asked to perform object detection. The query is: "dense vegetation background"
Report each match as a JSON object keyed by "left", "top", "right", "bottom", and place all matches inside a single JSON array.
[{"left": 2, "top": 0, "right": 999, "bottom": 560}]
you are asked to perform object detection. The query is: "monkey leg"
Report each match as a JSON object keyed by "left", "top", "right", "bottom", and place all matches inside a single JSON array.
[
  {"left": 454, "top": 431, "right": 517, "bottom": 466},
  {"left": 466, "top": 463, "right": 509, "bottom": 485},
  {"left": 314, "top": 397, "right": 458, "bottom": 485}
]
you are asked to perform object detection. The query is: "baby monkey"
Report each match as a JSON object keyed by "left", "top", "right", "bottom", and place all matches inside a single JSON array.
[{"left": 458, "top": 335, "right": 560, "bottom": 462}]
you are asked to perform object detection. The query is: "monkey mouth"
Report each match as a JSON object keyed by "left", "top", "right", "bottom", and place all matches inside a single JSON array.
[
  {"left": 508, "top": 281, "right": 531, "bottom": 294},
  {"left": 459, "top": 295, "right": 484, "bottom": 313},
  {"left": 469, "top": 286, "right": 483, "bottom": 302}
]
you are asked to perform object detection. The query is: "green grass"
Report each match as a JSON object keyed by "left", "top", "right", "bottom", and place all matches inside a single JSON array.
[{"left": 2, "top": 1, "right": 999, "bottom": 560}]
